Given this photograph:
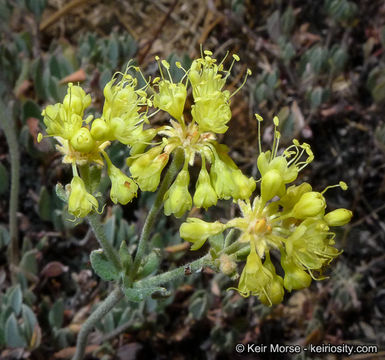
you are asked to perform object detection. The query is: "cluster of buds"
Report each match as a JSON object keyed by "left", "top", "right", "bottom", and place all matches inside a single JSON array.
[
  {"left": 38, "top": 73, "right": 149, "bottom": 217},
  {"left": 180, "top": 115, "right": 353, "bottom": 306},
  {"left": 128, "top": 50, "right": 255, "bottom": 217},
  {"left": 39, "top": 52, "right": 254, "bottom": 219}
]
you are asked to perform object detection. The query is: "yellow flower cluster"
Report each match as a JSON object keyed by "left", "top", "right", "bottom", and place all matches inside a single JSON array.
[
  {"left": 38, "top": 74, "right": 147, "bottom": 217},
  {"left": 39, "top": 51, "right": 254, "bottom": 219},
  {"left": 180, "top": 116, "right": 353, "bottom": 306},
  {"left": 128, "top": 50, "right": 255, "bottom": 217}
]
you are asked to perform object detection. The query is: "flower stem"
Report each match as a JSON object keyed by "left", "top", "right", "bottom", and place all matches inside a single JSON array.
[
  {"left": 132, "top": 148, "right": 184, "bottom": 276},
  {"left": 72, "top": 287, "right": 124, "bottom": 360},
  {"left": 135, "top": 254, "right": 211, "bottom": 288},
  {"left": 0, "top": 100, "right": 20, "bottom": 283},
  {"left": 87, "top": 213, "right": 121, "bottom": 271}
]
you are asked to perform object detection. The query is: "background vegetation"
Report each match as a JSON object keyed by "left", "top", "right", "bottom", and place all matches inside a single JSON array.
[{"left": 0, "top": 0, "right": 384, "bottom": 359}]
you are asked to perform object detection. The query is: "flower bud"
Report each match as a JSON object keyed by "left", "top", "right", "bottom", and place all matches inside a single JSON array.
[
  {"left": 70, "top": 127, "right": 96, "bottom": 153},
  {"left": 259, "top": 275, "right": 284, "bottom": 306},
  {"left": 108, "top": 164, "right": 138, "bottom": 205},
  {"left": 324, "top": 208, "right": 353, "bottom": 227},
  {"left": 257, "top": 152, "right": 270, "bottom": 176},
  {"left": 261, "top": 169, "right": 284, "bottom": 203},
  {"left": 193, "top": 165, "right": 217, "bottom": 209},
  {"left": 219, "top": 254, "right": 237, "bottom": 276},
  {"left": 164, "top": 170, "right": 192, "bottom": 218},
  {"left": 180, "top": 218, "right": 225, "bottom": 250},
  {"left": 281, "top": 254, "right": 311, "bottom": 291},
  {"left": 232, "top": 169, "right": 256, "bottom": 200},
  {"left": 210, "top": 158, "right": 235, "bottom": 200},
  {"left": 280, "top": 182, "right": 312, "bottom": 210},
  {"left": 91, "top": 118, "right": 110, "bottom": 140},
  {"left": 63, "top": 84, "right": 91, "bottom": 115},
  {"left": 68, "top": 176, "right": 98, "bottom": 218},
  {"left": 291, "top": 191, "right": 326, "bottom": 219}
]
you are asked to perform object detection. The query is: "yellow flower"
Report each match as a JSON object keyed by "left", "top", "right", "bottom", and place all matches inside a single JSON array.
[
  {"left": 180, "top": 114, "right": 352, "bottom": 304},
  {"left": 41, "top": 83, "right": 91, "bottom": 140},
  {"left": 153, "top": 79, "right": 187, "bottom": 121},
  {"left": 68, "top": 176, "right": 99, "bottom": 218},
  {"left": 163, "top": 169, "right": 192, "bottom": 218},
  {"left": 324, "top": 208, "right": 353, "bottom": 226},
  {"left": 193, "top": 160, "right": 218, "bottom": 209},
  {"left": 191, "top": 95, "right": 231, "bottom": 134},
  {"left": 290, "top": 192, "right": 326, "bottom": 219},
  {"left": 105, "top": 156, "right": 138, "bottom": 205},
  {"left": 179, "top": 218, "right": 226, "bottom": 250},
  {"left": 129, "top": 146, "right": 169, "bottom": 192},
  {"left": 280, "top": 252, "right": 312, "bottom": 291}
]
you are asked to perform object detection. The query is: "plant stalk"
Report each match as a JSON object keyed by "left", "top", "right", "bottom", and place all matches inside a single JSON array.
[
  {"left": 0, "top": 100, "right": 20, "bottom": 283},
  {"left": 87, "top": 213, "right": 122, "bottom": 271},
  {"left": 136, "top": 254, "right": 211, "bottom": 288},
  {"left": 72, "top": 287, "right": 124, "bottom": 360},
  {"left": 132, "top": 148, "right": 184, "bottom": 275}
]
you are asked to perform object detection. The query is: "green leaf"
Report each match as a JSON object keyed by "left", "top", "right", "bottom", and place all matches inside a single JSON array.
[
  {"left": 48, "top": 298, "right": 64, "bottom": 329},
  {"left": 136, "top": 250, "right": 161, "bottom": 279},
  {"left": 19, "top": 250, "right": 38, "bottom": 275},
  {"left": 0, "top": 225, "right": 10, "bottom": 248},
  {"left": 22, "top": 100, "right": 42, "bottom": 125},
  {"left": 266, "top": 10, "right": 281, "bottom": 41},
  {"left": 119, "top": 241, "right": 132, "bottom": 274},
  {"left": 0, "top": 163, "right": 9, "bottom": 194},
  {"left": 107, "top": 35, "right": 119, "bottom": 69},
  {"left": 122, "top": 283, "right": 169, "bottom": 302},
  {"left": 280, "top": 6, "right": 295, "bottom": 35},
  {"left": 31, "top": 58, "right": 46, "bottom": 100},
  {"left": 21, "top": 304, "right": 37, "bottom": 341},
  {"left": 90, "top": 249, "right": 120, "bottom": 281},
  {"left": 310, "top": 87, "right": 324, "bottom": 109},
  {"left": 55, "top": 183, "right": 68, "bottom": 202},
  {"left": 208, "top": 233, "right": 224, "bottom": 254},
  {"left": 104, "top": 215, "right": 116, "bottom": 245},
  {"left": 189, "top": 293, "right": 208, "bottom": 320},
  {"left": 88, "top": 166, "right": 102, "bottom": 194},
  {"left": 9, "top": 285, "right": 23, "bottom": 316},
  {"left": 38, "top": 186, "right": 52, "bottom": 222},
  {"left": 103, "top": 312, "right": 115, "bottom": 333},
  {"left": 5, "top": 314, "right": 27, "bottom": 348},
  {"left": 25, "top": 0, "right": 47, "bottom": 19},
  {"left": 99, "top": 68, "right": 112, "bottom": 90}
]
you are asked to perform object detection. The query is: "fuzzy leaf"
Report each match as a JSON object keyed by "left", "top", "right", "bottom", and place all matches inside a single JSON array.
[
  {"left": 5, "top": 314, "right": 27, "bottom": 348},
  {"left": 9, "top": 285, "right": 22, "bottom": 316},
  {"left": 48, "top": 298, "right": 64, "bottom": 329},
  {"left": 90, "top": 249, "right": 120, "bottom": 281}
]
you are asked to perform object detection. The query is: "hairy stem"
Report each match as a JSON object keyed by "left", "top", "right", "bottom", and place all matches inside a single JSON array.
[
  {"left": 132, "top": 148, "right": 184, "bottom": 275},
  {"left": 136, "top": 254, "right": 212, "bottom": 288},
  {"left": 88, "top": 213, "right": 121, "bottom": 271},
  {"left": 0, "top": 100, "right": 20, "bottom": 283},
  {"left": 72, "top": 287, "right": 124, "bottom": 360}
]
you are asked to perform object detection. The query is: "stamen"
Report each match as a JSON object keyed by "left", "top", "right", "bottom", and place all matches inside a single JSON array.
[
  {"left": 218, "top": 51, "right": 229, "bottom": 68},
  {"left": 134, "top": 66, "right": 150, "bottom": 88},
  {"left": 321, "top": 181, "right": 348, "bottom": 195},
  {"left": 256, "top": 113, "right": 263, "bottom": 154},
  {"left": 161, "top": 60, "right": 173, "bottom": 83},
  {"left": 273, "top": 130, "right": 281, "bottom": 158},
  {"left": 230, "top": 68, "right": 252, "bottom": 98},
  {"left": 155, "top": 56, "right": 165, "bottom": 80},
  {"left": 270, "top": 116, "right": 279, "bottom": 161}
]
